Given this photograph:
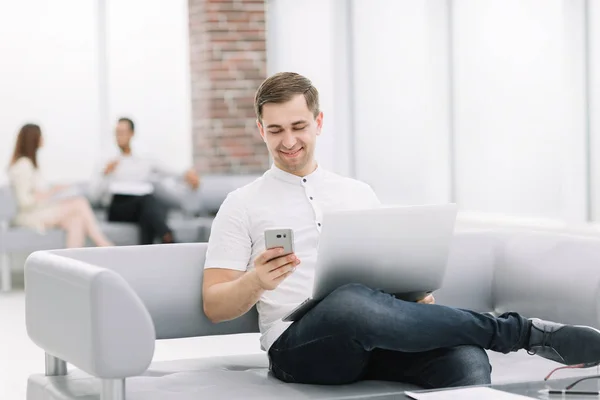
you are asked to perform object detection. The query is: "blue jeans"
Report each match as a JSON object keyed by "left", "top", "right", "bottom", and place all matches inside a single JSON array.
[{"left": 268, "top": 283, "right": 530, "bottom": 388}]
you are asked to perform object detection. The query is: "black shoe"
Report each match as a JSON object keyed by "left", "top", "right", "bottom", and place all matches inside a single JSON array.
[{"left": 527, "top": 318, "right": 600, "bottom": 366}]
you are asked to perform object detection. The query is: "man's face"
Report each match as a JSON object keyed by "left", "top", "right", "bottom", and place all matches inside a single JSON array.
[
  {"left": 115, "top": 121, "right": 134, "bottom": 149},
  {"left": 258, "top": 94, "right": 323, "bottom": 176}
]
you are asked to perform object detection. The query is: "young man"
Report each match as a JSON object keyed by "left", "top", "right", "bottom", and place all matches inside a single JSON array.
[
  {"left": 90, "top": 118, "right": 200, "bottom": 244},
  {"left": 202, "top": 72, "right": 600, "bottom": 388}
]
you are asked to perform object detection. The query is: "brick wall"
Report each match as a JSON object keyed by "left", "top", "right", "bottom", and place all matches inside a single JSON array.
[{"left": 188, "top": 0, "right": 270, "bottom": 174}]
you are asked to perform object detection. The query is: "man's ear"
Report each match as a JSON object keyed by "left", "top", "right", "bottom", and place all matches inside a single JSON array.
[
  {"left": 257, "top": 119, "right": 267, "bottom": 142},
  {"left": 316, "top": 112, "right": 324, "bottom": 136}
]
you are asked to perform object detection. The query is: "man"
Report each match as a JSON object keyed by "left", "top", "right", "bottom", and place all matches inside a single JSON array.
[
  {"left": 202, "top": 72, "right": 600, "bottom": 388},
  {"left": 90, "top": 118, "right": 200, "bottom": 244}
]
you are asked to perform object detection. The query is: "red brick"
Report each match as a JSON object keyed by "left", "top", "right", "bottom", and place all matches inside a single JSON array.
[{"left": 189, "top": 0, "right": 268, "bottom": 174}]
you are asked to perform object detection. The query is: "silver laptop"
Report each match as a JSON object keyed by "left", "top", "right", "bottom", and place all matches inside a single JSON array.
[{"left": 282, "top": 203, "right": 458, "bottom": 322}]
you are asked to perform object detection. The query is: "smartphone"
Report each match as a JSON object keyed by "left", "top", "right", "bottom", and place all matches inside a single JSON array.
[{"left": 264, "top": 228, "right": 295, "bottom": 256}]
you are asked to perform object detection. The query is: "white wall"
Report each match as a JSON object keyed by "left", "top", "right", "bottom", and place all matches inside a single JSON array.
[
  {"left": 452, "top": 0, "right": 588, "bottom": 221},
  {"left": 105, "top": 0, "right": 193, "bottom": 171},
  {"left": 266, "top": 0, "right": 354, "bottom": 176},
  {"left": 0, "top": 0, "right": 100, "bottom": 185},
  {"left": 352, "top": 0, "right": 452, "bottom": 205},
  {"left": 589, "top": 1, "right": 600, "bottom": 221},
  {"left": 3, "top": 0, "right": 596, "bottom": 223},
  {"left": 267, "top": 0, "right": 591, "bottom": 221},
  {"left": 0, "top": 0, "right": 193, "bottom": 186}
]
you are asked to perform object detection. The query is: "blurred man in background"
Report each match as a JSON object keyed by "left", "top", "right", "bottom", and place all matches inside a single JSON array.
[{"left": 90, "top": 117, "right": 200, "bottom": 244}]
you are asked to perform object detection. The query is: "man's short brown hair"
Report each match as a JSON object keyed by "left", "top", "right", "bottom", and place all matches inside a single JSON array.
[{"left": 254, "top": 72, "right": 320, "bottom": 123}]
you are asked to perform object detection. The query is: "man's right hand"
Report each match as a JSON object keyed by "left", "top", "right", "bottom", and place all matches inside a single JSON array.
[
  {"left": 103, "top": 160, "right": 119, "bottom": 176},
  {"left": 251, "top": 248, "right": 301, "bottom": 290}
]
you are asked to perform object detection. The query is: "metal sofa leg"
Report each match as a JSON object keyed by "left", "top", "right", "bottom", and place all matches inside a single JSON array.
[
  {"left": 102, "top": 379, "right": 126, "bottom": 400},
  {"left": 1, "top": 252, "right": 10, "bottom": 292},
  {"left": 45, "top": 353, "right": 67, "bottom": 376},
  {"left": 45, "top": 354, "right": 127, "bottom": 399}
]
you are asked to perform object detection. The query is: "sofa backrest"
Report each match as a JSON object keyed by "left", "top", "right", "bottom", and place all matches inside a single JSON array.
[
  {"left": 196, "top": 174, "right": 261, "bottom": 215},
  {"left": 492, "top": 229, "right": 600, "bottom": 328},
  {"left": 51, "top": 231, "right": 504, "bottom": 340},
  {"left": 0, "top": 185, "right": 17, "bottom": 222},
  {"left": 51, "top": 243, "right": 259, "bottom": 340},
  {"left": 434, "top": 231, "right": 500, "bottom": 312},
  {"left": 132, "top": 174, "right": 262, "bottom": 216},
  {"left": 442, "top": 226, "right": 600, "bottom": 329},
  {"left": 30, "top": 226, "right": 600, "bottom": 347}
]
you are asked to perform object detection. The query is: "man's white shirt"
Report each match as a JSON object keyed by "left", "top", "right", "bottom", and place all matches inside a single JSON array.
[
  {"left": 89, "top": 154, "right": 178, "bottom": 206},
  {"left": 204, "top": 164, "right": 381, "bottom": 351}
]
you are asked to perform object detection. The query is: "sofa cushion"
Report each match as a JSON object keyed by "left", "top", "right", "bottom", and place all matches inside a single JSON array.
[
  {"left": 26, "top": 354, "right": 418, "bottom": 399},
  {"left": 26, "top": 350, "right": 600, "bottom": 399}
]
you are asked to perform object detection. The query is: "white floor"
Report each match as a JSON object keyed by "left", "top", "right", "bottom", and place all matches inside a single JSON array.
[{"left": 0, "top": 272, "right": 263, "bottom": 399}]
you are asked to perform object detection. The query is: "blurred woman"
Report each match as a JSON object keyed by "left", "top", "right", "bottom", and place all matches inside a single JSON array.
[{"left": 7, "top": 124, "right": 113, "bottom": 247}]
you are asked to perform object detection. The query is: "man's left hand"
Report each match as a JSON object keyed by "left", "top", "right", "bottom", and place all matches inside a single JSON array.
[
  {"left": 184, "top": 168, "right": 200, "bottom": 190},
  {"left": 417, "top": 294, "right": 435, "bottom": 305}
]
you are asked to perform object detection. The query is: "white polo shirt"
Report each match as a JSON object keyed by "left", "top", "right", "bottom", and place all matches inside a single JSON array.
[{"left": 204, "top": 164, "right": 381, "bottom": 351}]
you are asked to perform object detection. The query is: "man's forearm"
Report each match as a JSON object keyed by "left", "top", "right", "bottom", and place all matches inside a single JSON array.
[{"left": 204, "top": 270, "right": 265, "bottom": 322}]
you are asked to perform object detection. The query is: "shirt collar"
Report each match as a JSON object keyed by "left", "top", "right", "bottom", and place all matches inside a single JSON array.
[{"left": 268, "top": 163, "right": 324, "bottom": 186}]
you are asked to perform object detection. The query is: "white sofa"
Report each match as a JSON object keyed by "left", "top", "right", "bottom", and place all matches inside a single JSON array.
[{"left": 23, "top": 223, "right": 600, "bottom": 399}]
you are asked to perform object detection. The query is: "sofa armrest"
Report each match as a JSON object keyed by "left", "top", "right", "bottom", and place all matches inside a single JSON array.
[
  {"left": 493, "top": 231, "right": 600, "bottom": 328},
  {"left": 25, "top": 251, "right": 155, "bottom": 379}
]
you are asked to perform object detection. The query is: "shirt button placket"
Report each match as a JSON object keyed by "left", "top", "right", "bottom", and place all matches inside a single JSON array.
[{"left": 304, "top": 177, "right": 320, "bottom": 229}]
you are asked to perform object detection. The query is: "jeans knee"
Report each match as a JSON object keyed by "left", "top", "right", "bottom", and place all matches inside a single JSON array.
[
  {"left": 444, "top": 346, "right": 491, "bottom": 387},
  {"left": 325, "top": 284, "right": 375, "bottom": 311},
  {"left": 317, "top": 284, "right": 381, "bottom": 331}
]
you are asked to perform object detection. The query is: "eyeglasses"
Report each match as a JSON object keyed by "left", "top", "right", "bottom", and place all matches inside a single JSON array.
[{"left": 544, "top": 363, "right": 600, "bottom": 395}]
